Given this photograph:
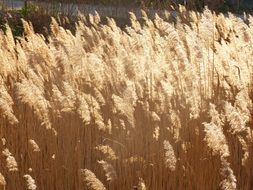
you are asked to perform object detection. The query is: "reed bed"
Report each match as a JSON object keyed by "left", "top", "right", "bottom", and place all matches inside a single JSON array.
[{"left": 0, "top": 7, "right": 253, "bottom": 190}]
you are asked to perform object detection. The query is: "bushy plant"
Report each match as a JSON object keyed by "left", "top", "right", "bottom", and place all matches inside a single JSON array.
[{"left": 20, "top": 2, "right": 39, "bottom": 17}]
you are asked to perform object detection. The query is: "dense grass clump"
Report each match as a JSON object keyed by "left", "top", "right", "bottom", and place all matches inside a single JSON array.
[{"left": 0, "top": 8, "right": 253, "bottom": 190}]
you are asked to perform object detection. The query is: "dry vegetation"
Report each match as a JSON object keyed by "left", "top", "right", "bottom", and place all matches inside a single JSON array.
[{"left": 0, "top": 7, "right": 253, "bottom": 190}]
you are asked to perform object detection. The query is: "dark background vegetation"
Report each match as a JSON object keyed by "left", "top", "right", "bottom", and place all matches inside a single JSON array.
[
  {"left": 0, "top": 0, "right": 252, "bottom": 37},
  {"left": 20, "top": 0, "right": 253, "bottom": 11}
]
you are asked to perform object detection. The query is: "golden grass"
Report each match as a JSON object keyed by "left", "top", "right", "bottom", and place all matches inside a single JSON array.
[{"left": 0, "top": 7, "right": 253, "bottom": 190}]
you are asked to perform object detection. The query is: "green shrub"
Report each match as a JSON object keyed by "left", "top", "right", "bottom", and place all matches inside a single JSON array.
[{"left": 20, "top": 3, "right": 39, "bottom": 17}]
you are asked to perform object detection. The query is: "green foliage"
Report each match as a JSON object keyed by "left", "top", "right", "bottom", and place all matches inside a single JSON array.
[
  {"left": 8, "top": 22, "right": 23, "bottom": 36},
  {"left": 20, "top": 3, "right": 39, "bottom": 17}
]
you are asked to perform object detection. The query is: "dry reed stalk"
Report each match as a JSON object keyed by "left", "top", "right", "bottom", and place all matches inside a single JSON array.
[
  {"left": 163, "top": 140, "right": 177, "bottom": 171},
  {"left": 0, "top": 79, "right": 18, "bottom": 125},
  {"left": 16, "top": 79, "right": 52, "bottom": 129},
  {"left": 0, "top": 173, "right": 6, "bottom": 186},
  {"left": 24, "top": 174, "right": 37, "bottom": 190},
  {"left": 2, "top": 149, "right": 18, "bottom": 172},
  {"left": 203, "top": 104, "right": 237, "bottom": 189},
  {"left": 79, "top": 169, "right": 106, "bottom": 190},
  {"left": 95, "top": 145, "right": 118, "bottom": 161},
  {"left": 97, "top": 160, "right": 117, "bottom": 181},
  {"left": 136, "top": 177, "right": 146, "bottom": 190},
  {"left": 28, "top": 139, "right": 40, "bottom": 152}
]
